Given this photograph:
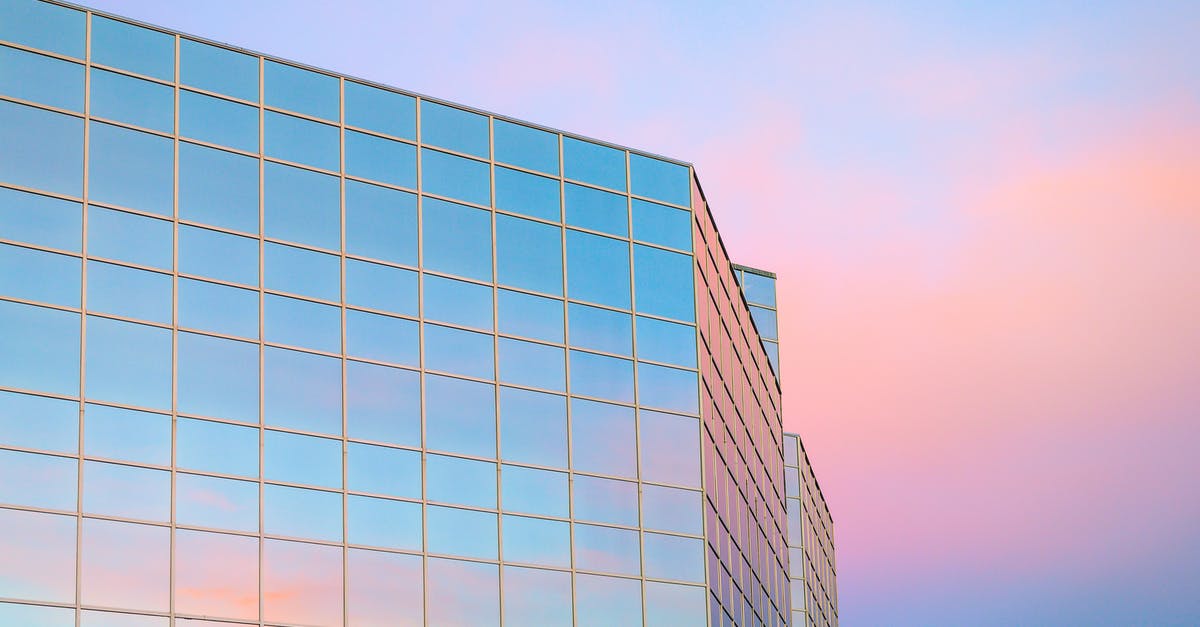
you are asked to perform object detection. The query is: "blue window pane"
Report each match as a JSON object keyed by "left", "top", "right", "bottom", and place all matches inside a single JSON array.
[
  {"left": 496, "top": 215, "right": 562, "bottom": 295},
  {"left": 634, "top": 244, "right": 694, "bottom": 322},
  {"left": 178, "top": 277, "right": 258, "bottom": 338},
  {"left": 765, "top": 340, "right": 780, "bottom": 374},
  {"left": 89, "top": 122, "right": 173, "bottom": 216},
  {"left": 264, "top": 242, "right": 340, "bottom": 301},
  {"left": 427, "top": 506, "right": 497, "bottom": 560},
  {"left": 91, "top": 16, "right": 173, "bottom": 80},
  {"left": 576, "top": 574, "right": 642, "bottom": 627},
  {"left": 571, "top": 398, "right": 636, "bottom": 477},
  {"left": 0, "top": 390, "right": 77, "bottom": 453},
  {"left": 574, "top": 524, "right": 640, "bottom": 576},
  {"left": 178, "top": 142, "right": 259, "bottom": 234},
  {"left": 574, "top": 474, "right": 638, "bottom": 526},
  {"left": 428, "top": 559, "right": 499, "bottom": 627},
  {"left": 0, "top": 448, "right": 76, "bottom": 510},
  {"left": 499, "top": 387, "right": 567, "bottom": 468},
  {"left": 85, "top": 316, "right": 170, "bottom": 409},
  {"left": 498, "top": 338, "right": 564, "bottom": 392},
  {"left": 84, "top": 404, "right": 169, "bottom": 466},
  {"left": 0, "top": 100, "right": 82, "bottom": 196},
  {"left": 565, "top": 183, "right": 628, "bottom": 237},
  {"left": 347, "top": 443, "right": 420, "bottom": 499},
  {"left": 0, "top": 602, "right": 74, "bottom": 625},
  {"left": 87, "top": 206, "right": 172, "bottom": 269},
  {"left": 503, "top": 516, "right": 569, "bottom": 568},
  {"left": 564, "top": 137, "right": 625, "bottom": 191},
  {"left": 345, "top": 180, "right": 418, "bottom": 266},
  {"left": 346, "top": 130, "right": 416, "bottom": 188},
  {"left": 494, "top": 120, "right": 558, "bottom": 175},
  {"left": 176, "top": 473, "right": 258, "bottom": 533},
  {"left": 566, "top": 230, "right": 630, "bottom": 309},
  {"left": 264, "top": 61, "right": 338, "bottom": 121},
  {"left": 346, "top": 360, "right": 420, "bottom": 448},
  {"left": 495, "top": 166, "right": 560, "bottom": 222},
  {"left": 265, "top": 111, "right": 339, "bottom": 171},
  {"left": 264, "top": 347, "right": 342, "bottom": 435},
  {"left": 642, "top": 485, "right": 703, "bottom": 535},
  {"left": 180, "top": 39, "right": 258, "bottom": 102},
  {"left": 180, "top": 91, "right": 258, "bottom": 152},
  {"left": 420, "top": 101, "right": 488, "bottom": 158},
  {"left": 347, "top": 495, "right": 421, "bottom": 551},
  {"left": 741, "top": 271, "right": 776, "bottom": 307},
  {"left": 636, "top": 316, "right": 696, "bottom": 368},
  {"left": 630, "top": 153, "right": 690, "bottom": 207},
  {"left": 422, "top": 149, "right": 490, "bottom": 206},
  {"left": 750, "top": 305, "right": 778, "bottom": 340},
  {"left": 497, "top": 289, "right": 563, "bottom": 344},
  {"left": 90, "top": 68, "right": 172, "bottom": 133},
  {"left": 424, "top": 324, "right": 494, "bottom": 380},
  {"left": 265, "top": 294, "right": 341, "bottom": 353},
  {"left": 427, "top": 453, "right": 496, "bottom": 508},
  {"left": 345, "top": 81, "right": 415, "bottom": 139},
  {"left": 644, "top": 533, "right": 704, "bottom": 583},
  {"left": 500, "top": 465, "right": 567, "bottom": 518},
  {"left": 0, "top": 301, "right": 79, "bottom": 395},
  {"left": 0, "top": 243, "right": 79, "bottom": 307},
  {"left": 632, "top": 199, "right": 691, "bottom": 251},
  {"left": 422, "top": 197, "right": 491, "bottom": 281},
  {"left": 569, "top": 351, "right": 634, "bottom": 405},
  {"left": 645, "top": 582, "right": 706, "bottom": 626},
  {"left": 0, "top": 187, "right": 80, "bottom": 251},
  {"left": 346, "top": 309, "right": 419, "bottom": 366},
  {"left": 425, "top": 374, "right": 494, "bottom": 458},
  {"left": 177, "top": 332, "right": 259, "bottom": 423},
  {"left": 503, "top": 566, "right": 572, "bottom": 627},
  {"left": 423, "top": 274, "right": 492, "bottom": 330},
  {"left": 265, "top": 430, "right": 341, "bottom": 488},
  {"left": 568, "top": 303, "right": 631, "bottom": 356},
  {"left": 264, "top": 162, "right": 340, "bottom": 250},
  {"left": 637, "top": 364, "right": 699, "bottom": 415},
  {"left": 0, "top": 0, "right": 85, "bottom": 58},
  {"left": 263, "top": 484, "right": 342, "bottom": 542},
  {"left": 86, "top": 261, "right": 170, "bottom": 324},
  {"left": 346, "top": 259, "right": 417, "bottom": 316},
  {"left": 0, "top": 45, "right": 83, "bottom": 111},
  {"left": 178, "top": 225, "right": 258, "bottom": 286},
  {"left": 177, "top": 417, "right": 258, "bottom": 477},
  {"left": 83, "top": 460, "right": 169, "bottom": 521}
]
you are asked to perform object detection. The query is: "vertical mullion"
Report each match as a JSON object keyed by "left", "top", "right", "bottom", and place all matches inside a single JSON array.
[
  {"left": 256, "top": 53, "right": 266, "bottom": 627},
  {"left": 489, "top": 114, "right": 504, "bottom": 627},
  {"left": 168, "top": 30, "right": 180, "bottom": 626},
  {"left": 558, "top": 132, "right": 576, "bottom": 627},
  {"left": 74, "top": 11, "right": 92, "bottom": 627},
  {"left": 414, "top": 96, "right": 428, "bottom": 627},
  {"left": 625, "top": 150, "right": 649, "bottom": 627},
  {"left": 338, "top": 75, "right": 349, "bottom": 627}
]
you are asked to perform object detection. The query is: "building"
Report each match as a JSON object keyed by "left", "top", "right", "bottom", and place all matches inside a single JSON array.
[
  {"left": 784, "top": 434, "right": 838, "bottom": 627},
  {"left": 0, "top": 0, "right": 831, "bottom": 625}
]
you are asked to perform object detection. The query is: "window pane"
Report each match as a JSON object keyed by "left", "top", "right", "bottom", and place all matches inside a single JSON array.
[
  {"left": 494, "top": 120, "right": 558, "bottom": 175},
  {"left": 347, "top": 549, "right": 423, "bottom": 626},
  {"left": 174, "top": 529, "right": 258, "bottom": 621},
  {"left": 564, "top": 137, "right": 626, "bottom": 191},
  {"left": 574, "top": 524, "right": 640, "bottom": 576},
  {"left": 750, "top": 305, "right": 778, "bottom": 340},
  {"left": 424, "top": 373, "right": 494, "bottom": 458},
  {"left": 345, "top": 81, "right": 415, "bottom": 139},
  {"left": 422, "top": 149, "right": 490, "bottom": 206},
  {"left": 503, "top": 516, "right": 569, "bottom": 568},
  {"left": 427, "top": 506, "right": 497, "bottom": 560},
  {"left": 0, "top": 390, "right": 76, "bottom": 454},
  {"left": 495, "top": 166, "right": 560, "bottom": 222},
  {"left": 347, "top": 442, "right": 420, "bottom": 499},
  {"left": 346, "top": 360, "right": 420, "bottom": 447},
  {"left": 498, "top": 337, "right": 564, "bottom": 392},
  {"left": 264, "top": 430, "right": 341, "bottom": 488},
  {"left": 0, "top": 100, "right": 82, "bottom": 196},
  {"left": 346, "top": 180, "right": 418, "bottom": 266},
  {"left": 265, "top": 293, "right": 341, "bottom": 353},
  {"left": 500, "top": 465, "right": 568, "bottom": 518},
  {"left": 84, "top": 460, "right": 169, "bottom": 521},
  {"left": 345, "top": 309, "right": 417, "bottom": 366},
  {"left": 565, "top": 183, "right": 628, "bottom": 237},
  {"left": 634, "top": 244, "right": 694, "bottom": 322},
  {"left": 645, "top": 581, "right": 706, "bottom": 626},
  {"left": 264, "top": 61, "right": 338, "bottom": 120},
  {"left": 566, "top": 230, "right": 630, "bottom": 309},
  {"left": 423, "top": 273, "right": 492, "bottom": 330},
  {"left": 81, "top": 519, "right": 169, "bottom": 611},
  {"left": 91, "top": 16, "right": 173, "bottom": 80},
  {"left": 571, "top": 398, "right": 636, "bottom": 477},
  {"left": 742, "top": 271, "right": 776, "bottom": 307},
  {"left": 177, "top": 418, "right": 259, "bottom": 477},
  {"left": 347, "top": 495, "right": 421, "bottom": 551},
  {"left": 499, "top": 387, "right": 567, "bottom": 468},
  {"left": 263, "top": 346, "right": 342, "bottom": 435},
  {"left": 0, "top": 301, "right": 79, "bottom": 396},
  {"left": 632, "top": 198, "right": 691, "bottom": 251},
  {"left": 178, "top": 225, "right": 258, "bottom": 286},
  {"left": 0, "top": 508, "right": 75, "bottom": 604},
  {"left": 346, "top": 129, "right": 416, "bottom": 188},
  {"left": 420, "top": 101, "right": 488, "bottom": 158},
  {"left": 503, "top": 566, "right": 572, "bottom": 627},
  {"left": 496, "top": 214, "right": 562, "bottom": 295},
  {"left": 85, "top": 316, "right": 170, "bottom": 409},
  {"left": 427, "top": 453, "right": 496, "bottom": 508},
  {"left": 642, "top": 485, "right": 703, "bottom": 535},
  {"left": 422, "top": 197, "right": 492, "bottom": 281},
  {"left": 177, "top": 332, "right": 259, "bottom": 423},
  {"left": 574, "top": 474, "right": 638, "bottom": 526},
  {"left": 498, "top": 289, "right": 563, "bottom": 344},
  {"left": 644, "top": 533, "right": 705, "bottom": 583},
  {"left": 0, "top": 602, "right": 73, "bottom": 625},
  {"left": 263, "top": 484, "right": 342, "bottom": 542},
  {"left": 0, "top": 448, "right": 76, "bottom": 510},
  {"left": 347, "top": 259, "right": 417, "bottom": 316},
  {"left": 264, "top": 162, "right": 340, "bottom": 250},
  {"left": 568, "top": 302, "right": 631, "bottom": 356},
  {"left": 89, "top": 122, "right": 173, "bottom": 216},
  {"left": 265, "top": 110, "right": 339, "bottom": 171},
  {"left": 639, "top": 411, "right": 700, "bottom": 488},
  {"left": 264, "top": 242, "right": 340, "bottom": 301},
  {"left": 569, "top": 350, "right": 634, "bottom": 404},
  {"left": 180, "top": 90, "right": 258, "bottom": 152},
  {"left": 423, "top": 324, "right": 494, "bottom": 380},
  {"left": 0, "top": 243, "right": 79, "bottom": 307},
  {"left": 0, "top": 187, "right": 81, "bottom": 251},
  {"left": 87, "top": 206, "right": 172, "bottom": 269},
  {"left": 637, "top": 364, "right": 699, "bottom": 415},
  {"left": 0, "top": 45, "right": 83, "bottom": 111},
  {"left": 630, "top": 153, "right": 690, "bottom": 207},
  {"left": 180, "top": 38, "right": 258, "bottom": 102},
  {"left": 765, "top": 340, "right": 780, "bottom": 374},
  {"left": 428, "top": 558, "right": 499, "bottom": 627},
  {"left": 84, "top": 403, "right": 169, "bottom": 465},
  {"left": 636, "top": 316, "right": 696, "bottom": 368},
  {"left": 179, "top": 277, "right": 258, "bottom": 338},
  {"left": 91, "top": 68, "right": 173, "bottom": 133},
  {"left": 86, "top": 260, "right": 170, "bottom": 323},
  {"left": 0, "top": 0, "right": 85, "bottom": 58},
  {"left": 262, "top": 539, "right": 343, "bottom": 626},
  {"left": 176, "top": 473, "right": 258, "bottom": 533}
]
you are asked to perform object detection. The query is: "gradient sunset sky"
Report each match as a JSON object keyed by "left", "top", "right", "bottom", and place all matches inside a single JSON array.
[{"left": 84, "top": 1, "right": 1200, "bottom": 624}]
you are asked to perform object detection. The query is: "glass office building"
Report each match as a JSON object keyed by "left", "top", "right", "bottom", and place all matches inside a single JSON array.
[
  {"left": 783, "top": 435, "right": 838, "bottom": 627},
  {"left": 0, "top": 0, "right": 832, "bottom": 625}
]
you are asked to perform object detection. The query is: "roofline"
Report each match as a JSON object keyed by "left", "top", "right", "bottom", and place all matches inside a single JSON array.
[
  {"left": 783, "top": 431, "right": 835, "bottom": 525},
  {"left": 732, "top": 263, "right": 777, "bottom": 280}
]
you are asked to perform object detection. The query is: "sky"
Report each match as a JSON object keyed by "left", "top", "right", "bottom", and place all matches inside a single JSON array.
[{"left": 84, "top": 1, "right": 1200, "bottom": 624}]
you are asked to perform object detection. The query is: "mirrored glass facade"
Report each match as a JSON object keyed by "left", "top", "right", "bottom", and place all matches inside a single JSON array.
[{"left": 783, "top": 434, "right": 838, "bottom": 627}]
